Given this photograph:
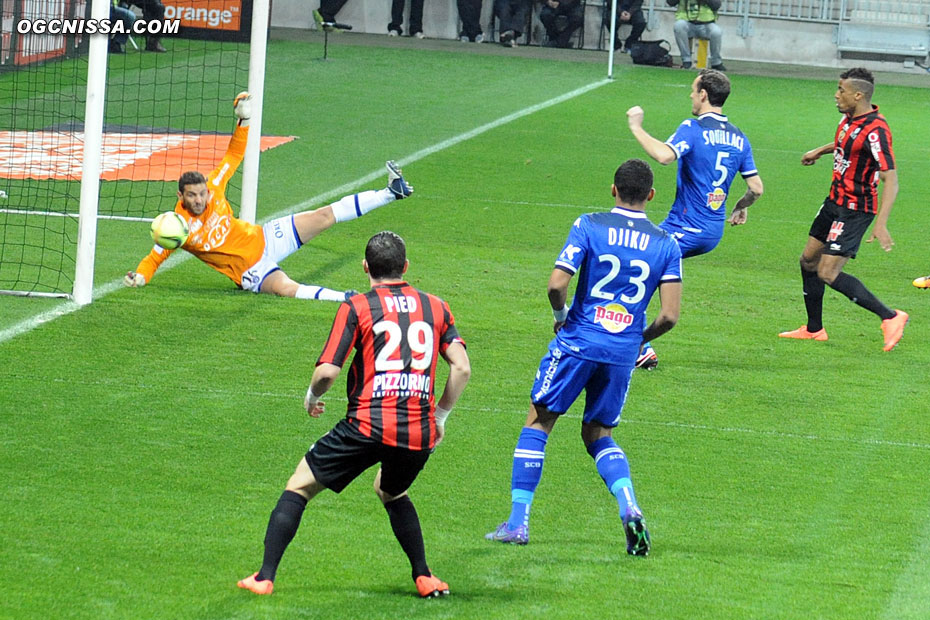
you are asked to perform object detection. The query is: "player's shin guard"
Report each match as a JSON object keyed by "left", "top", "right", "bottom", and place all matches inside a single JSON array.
[
  {"left": 384, "top": 495, "right": 430, "bottom": 580},
  {"left": 330, "top": 189, "right": 395, "bottom": 223},
  {"left": 296, "top": 284, "right": 348, "bottom": 302},
  {"left": 828, "top": 272, "right": 896, "bottom": 320},
  {"left": 257, "top": 490, "right": 308, "bottom": 582},
  {"left": 801, "top": 267, "right": 826, "bottom": 333},
  {"left": 507, "top": 427, "right": 549, "bottom": 530},
  {"left": 587, "top": 437, "right": 640, "bottom": 521}
]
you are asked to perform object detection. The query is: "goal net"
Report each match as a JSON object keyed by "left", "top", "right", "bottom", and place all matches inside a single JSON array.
[{"left": 0, "top": 0, "right": 260, "bottom": 300}]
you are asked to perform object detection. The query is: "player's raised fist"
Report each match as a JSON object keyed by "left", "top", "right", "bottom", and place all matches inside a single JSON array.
[
  {"left": 234, "top": 92, "right": 252, "bottom": 123},
  {"left": 626, "top": 106, "right": 645, "bottom": 128}
]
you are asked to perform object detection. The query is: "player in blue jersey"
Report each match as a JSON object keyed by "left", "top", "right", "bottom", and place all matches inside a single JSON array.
[
  {"left": 485, "top": 159, "right": 682, "bottom": 555},
  {"left": 627, "top": 68, "right": 764, "bottom": 369}
]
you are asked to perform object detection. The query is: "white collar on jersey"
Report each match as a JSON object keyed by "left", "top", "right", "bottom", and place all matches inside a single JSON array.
[
  {"left": 698, "top": 111, "right": 728, "bottom": 123},
  {"left": 610, "top": 207, "right": 648, "bottom": 218}
]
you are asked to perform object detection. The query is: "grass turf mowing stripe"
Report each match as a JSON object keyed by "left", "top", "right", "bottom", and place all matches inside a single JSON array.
[{"left": 0, "top": 78, "right": 611, "bottom": 346}]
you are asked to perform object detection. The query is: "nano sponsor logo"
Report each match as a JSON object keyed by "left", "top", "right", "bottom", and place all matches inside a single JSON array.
[{"left": 593, "top": 303, "right": 633, "bottom": 334}]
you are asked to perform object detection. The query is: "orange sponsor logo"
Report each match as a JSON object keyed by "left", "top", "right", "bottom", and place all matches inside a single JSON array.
[{"left": 163, "top": 1, "right": 242, "bottom": 30}]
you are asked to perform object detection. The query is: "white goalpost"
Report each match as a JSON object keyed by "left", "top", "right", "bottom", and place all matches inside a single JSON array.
[{"left": 1, "top": 0, "right": 267, "bottom": 304}]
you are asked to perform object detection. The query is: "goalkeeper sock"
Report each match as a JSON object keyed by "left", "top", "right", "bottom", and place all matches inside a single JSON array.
[
  {"left": 384, "top": 495, "right": 430, "bottom": 580},
  {"left": 331, "top": 189, "right": 394, "bottom": 223},
  {"left": 587, "top": 437, "right": 640, "bottom": 521},
  {"left": 256, "top": 490, "right": 308, "bottom": 582},
  {"left": 828, "top": 272, "right": 896, "bottom": 320},
  {"left": 801, "top": 266, "right": 825, "bottom": 332},
  {"left": 507, "top": 427, "right": 548, "bottom": 530},
  {"left": 296, "top": 285, "right": 346, "bottom": 302}
]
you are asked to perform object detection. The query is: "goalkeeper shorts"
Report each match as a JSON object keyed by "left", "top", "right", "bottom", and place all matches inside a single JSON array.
[{"left": 240, "top": 215, "right": 302, "bottom": 292}]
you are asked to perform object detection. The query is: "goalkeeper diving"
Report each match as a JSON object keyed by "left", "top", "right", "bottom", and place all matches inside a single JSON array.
[{"left": 124, "top": 92, "right": 414, "bottom": 301}]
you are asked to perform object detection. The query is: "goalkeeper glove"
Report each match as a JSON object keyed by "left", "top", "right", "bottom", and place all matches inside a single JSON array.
[
  {"left": 123, "top": 271, "right": 146, "bottom": 287},
  {"left": 234, "top": 92, "right": 252, "bottom": 126}
]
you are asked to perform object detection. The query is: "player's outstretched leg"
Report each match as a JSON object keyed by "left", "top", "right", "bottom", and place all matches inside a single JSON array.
[
  {"left": 587, "top": 436, "right": 650, "bottom": 556},
  {"left": 237, "top": 490, "right": 308, "bottom": 595},
  {"left": 486, "top": 427, "right": 548, "bottom": 545},
  {"left": 635, "top": 343, "right": 658, "bottom": 370},
  {"left": 382, "top": 495, "right": 448, "bottom": 597}
]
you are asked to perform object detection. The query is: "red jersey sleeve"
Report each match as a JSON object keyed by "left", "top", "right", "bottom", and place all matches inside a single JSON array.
[
  {"left": 438, "top": 299, "right": 465, "bottom": 354},
  {"left": 317, "top": 302, "right": 359, "bottom": 367},
  {"left": 867, "top": 124, "right": 894, "bottom": 172}
]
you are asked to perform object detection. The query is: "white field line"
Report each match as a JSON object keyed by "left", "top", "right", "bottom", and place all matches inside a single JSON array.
[{"left": 0, "top": 79, "right": 612, "bottom": 346}]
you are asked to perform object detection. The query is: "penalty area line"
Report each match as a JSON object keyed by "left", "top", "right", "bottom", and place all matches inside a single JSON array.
[{"left": 0, "top": 77, "right": 611, "bottom": 346}]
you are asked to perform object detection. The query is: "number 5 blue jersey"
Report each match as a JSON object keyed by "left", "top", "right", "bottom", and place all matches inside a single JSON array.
[
  {"left": 664, "top": 112, "right": 759, "bottom": 239},
  {"left": 554, "top": 207, "right": 683, "bottom": 365}
]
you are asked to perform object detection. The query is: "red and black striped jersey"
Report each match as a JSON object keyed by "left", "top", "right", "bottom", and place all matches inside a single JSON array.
[
  {"left": 317, "top": 282, "right": 465, "bottom": 451},
  {"left": 828, "top": 105, "right": 895, "bottom": 214}
]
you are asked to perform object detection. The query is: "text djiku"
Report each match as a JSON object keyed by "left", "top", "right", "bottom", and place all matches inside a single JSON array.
[{"left": 16, "top": 19, "right": 181, "bottom": 36}]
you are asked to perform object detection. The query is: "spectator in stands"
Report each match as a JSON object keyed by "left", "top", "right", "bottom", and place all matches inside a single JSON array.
[
  {"left": 388, "top": 0, "right": 426, "bottom": 37},
  {"left": 495, "top": 0, "right": 531, "bottom": 47},
  {"left": 540, "top": 0, "right": 585, "bottom": 48},
  {"left": 121, "top": 1, "right": 168, "bottom": 52},
  {"left": 458, "top": 0, "right": 485, "bottom": 42},
  {"left": 602, "top": 0, "right": 646, "bottom": 52},
  {"left": 109, "top": 3, "right": 136, "bottom": 54},
  {"left": 667, "top": 0, "right": 725, "bottom": 71}
]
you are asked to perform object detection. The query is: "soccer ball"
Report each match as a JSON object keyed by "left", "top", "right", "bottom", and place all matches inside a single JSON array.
[{"left": 150, "top": 211, "right": 189, "bottom": 250}]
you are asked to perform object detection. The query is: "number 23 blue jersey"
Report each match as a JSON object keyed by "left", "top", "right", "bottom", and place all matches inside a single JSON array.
[{"left": 554, "top": 207, "right": 683, "bottom": 365}]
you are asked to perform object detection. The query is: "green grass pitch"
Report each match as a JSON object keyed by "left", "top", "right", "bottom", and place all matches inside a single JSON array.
[{"left": 2, "top": 33, "right": 930, "bottom": 619}]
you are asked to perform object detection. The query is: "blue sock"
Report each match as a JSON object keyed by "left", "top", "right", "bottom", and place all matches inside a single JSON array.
[
  {"left": 587, "top": 436, "right": 639, "bottom": 521},
  {"left": 506, "top": 427, "right": 549, "bottom": 530}
]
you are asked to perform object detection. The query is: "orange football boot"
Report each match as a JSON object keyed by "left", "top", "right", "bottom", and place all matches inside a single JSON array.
[
  {"left": 237, "top": 572, "right": 274, "bottom": 595},
  {"left": 881, "top": 310, "right": 909, "bottom": 352},
  {"left": 415, "top": 574, "right": 450, "bottom": 598},
  {"left": 778, "top": 325, "right": 828, "bottom": 341}
]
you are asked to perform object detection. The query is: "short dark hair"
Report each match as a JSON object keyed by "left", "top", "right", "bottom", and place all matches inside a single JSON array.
[
  {"left": 696, "top": 69, "right": 730, "bottom": 107},
  {"left": 613, "top": 158, "right": 654, "bottom": 204},
  {"left": 840, "top": 67, "right": 875, "bottom": 100},
  {"left": 178, "top": 171, "right": 207, "bottom": 193},
  {"left": 365, "top": 231, "right": 407, "bottom": 280}
]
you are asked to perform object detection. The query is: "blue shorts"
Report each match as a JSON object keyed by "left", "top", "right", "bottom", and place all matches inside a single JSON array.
[
  {"left": 660, "top": 220, "right": 720, "bottom": 259},
  {"left": 530, "top": 341, "right": 634, "bottom": 427}
]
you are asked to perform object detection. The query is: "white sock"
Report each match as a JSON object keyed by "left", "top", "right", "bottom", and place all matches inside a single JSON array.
[
  {"left": 296, "top": 284, "right": 346, "bottom": 302},
  {"left": 330, "top": 189, "right": 394, "bottom": 223}
]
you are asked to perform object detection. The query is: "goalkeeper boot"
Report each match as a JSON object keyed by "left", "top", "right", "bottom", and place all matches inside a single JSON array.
[
  {"left": 386, "top": 160, "right": 414, "bottom": 199},
  {"left": 485, "top": 522, "right": 528, "bottom": 545},
  {"left": 623, "top": 509, "right": 651, "bottom": 556},
  {"left": 880, "top": 310, "right": 909, "bottom": 352},
  {"left": 635, "top": 344, "right": 658, "bottom": 370},
  {"left": 415, "top": 574, "right": 450, "bottom": 598},
  {"left": 778, "top": 325, "right": 828, "bottom": 341},
  {"left": 912, "top": 275, "right": 930, "bottom": 289},
  {"left": 237, "top": 573, "right": 274, "bottom": 595}
]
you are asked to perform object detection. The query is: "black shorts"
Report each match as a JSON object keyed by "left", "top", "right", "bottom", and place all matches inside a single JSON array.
[
  {"left": 306, "top": 419, "right": 430, "bottom": 495},
  {"left": 808, "top": 199, "right": 874, "bottom": 258}
]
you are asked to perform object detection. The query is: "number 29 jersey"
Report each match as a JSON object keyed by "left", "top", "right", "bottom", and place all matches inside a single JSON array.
[
  {"left": 554, "top": 207, "right": 683, "bottom": 365},
  {"left": 316, "top": 282, "right": 464, "bottom": 451}
]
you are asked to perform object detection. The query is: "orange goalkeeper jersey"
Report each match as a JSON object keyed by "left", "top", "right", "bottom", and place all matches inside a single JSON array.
[{"left": 134, "top": 124, "right": 265, "bottom": 287}]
